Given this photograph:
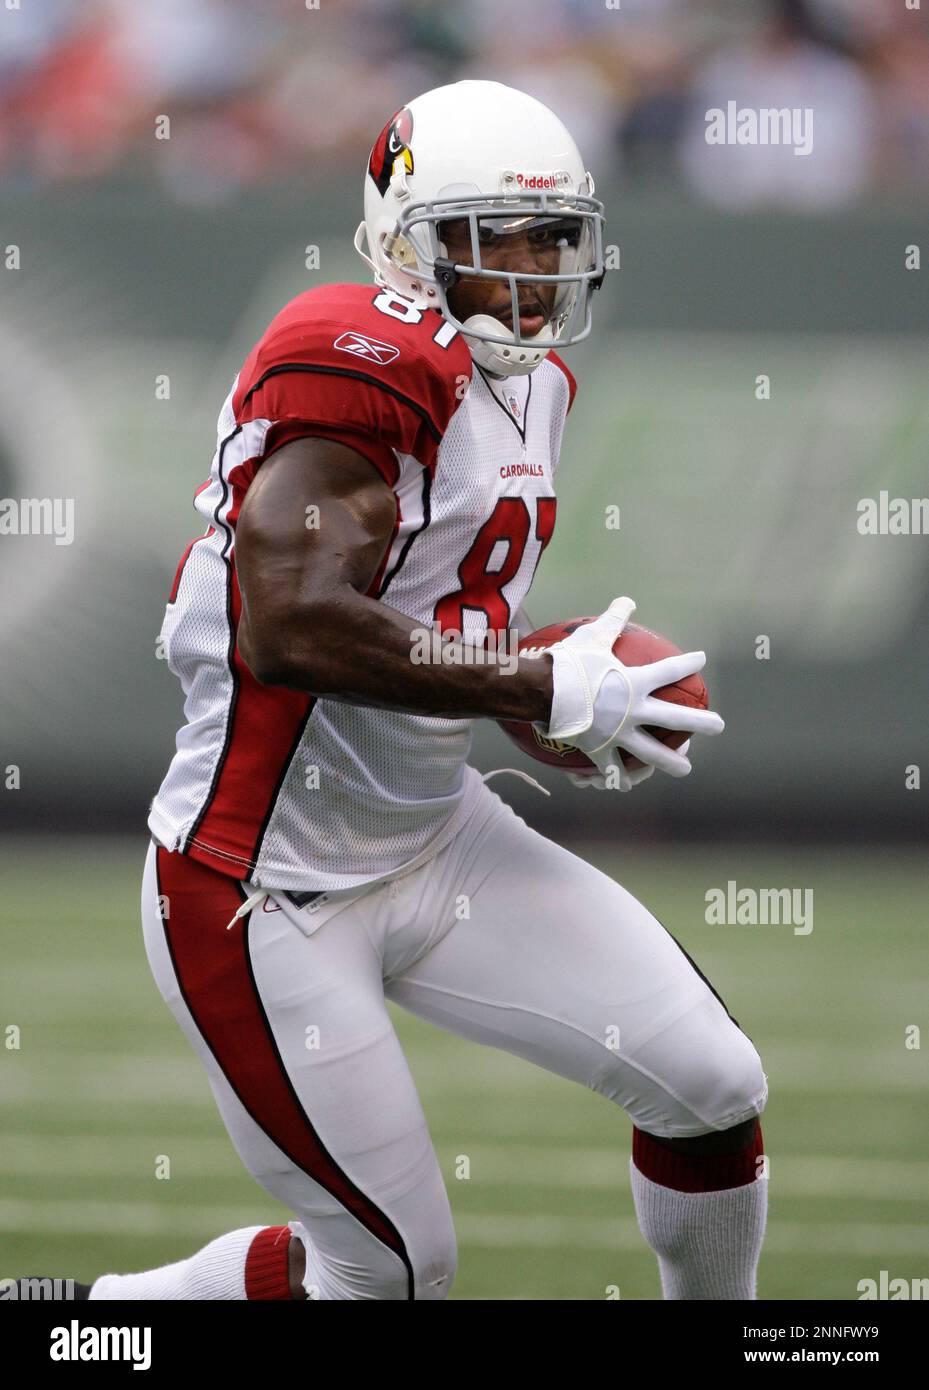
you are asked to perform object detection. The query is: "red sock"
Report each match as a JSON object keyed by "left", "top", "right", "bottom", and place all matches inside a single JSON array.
[
  {"left": 244, "top": 1225, "right": 294, "bottom": 1299},
  {"left": 632, "top": 1119, "right": 764, "bottom": 1192}
]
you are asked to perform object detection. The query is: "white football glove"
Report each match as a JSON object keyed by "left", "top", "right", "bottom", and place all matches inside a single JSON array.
[
  {"left": 533, "top": 597, "right": 723, "bottom": 779},
  {"left": 566, "top": 741, "right": 690, "bottom": 792}
]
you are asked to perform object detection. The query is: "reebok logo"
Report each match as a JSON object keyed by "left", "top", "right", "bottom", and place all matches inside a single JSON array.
[{"left": 333, "top": 332, "right": 400, "bottom": 364}]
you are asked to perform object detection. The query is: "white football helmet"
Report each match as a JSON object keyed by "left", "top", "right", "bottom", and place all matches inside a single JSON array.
[{"left": 355, "top": 80, "right": 606, "bottom": 377}]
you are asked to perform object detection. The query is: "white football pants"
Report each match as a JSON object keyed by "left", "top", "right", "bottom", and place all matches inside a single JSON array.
[{"left": 141, "top": 778, "right": 767, "bottom": 1300}]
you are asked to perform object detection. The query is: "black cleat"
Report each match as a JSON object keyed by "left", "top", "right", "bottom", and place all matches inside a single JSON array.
[{"left": 6, "top": 1276, "right": 92, "bottom": 1301}]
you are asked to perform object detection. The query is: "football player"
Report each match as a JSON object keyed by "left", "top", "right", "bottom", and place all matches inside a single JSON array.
[{"left": 24, "top": 80, "right": 767, "bottom": 1301}]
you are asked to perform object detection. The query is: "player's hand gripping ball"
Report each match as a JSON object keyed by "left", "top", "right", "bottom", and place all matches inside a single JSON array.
[{"left": 498, "top": 618, "right": 710, "bottom": 774}]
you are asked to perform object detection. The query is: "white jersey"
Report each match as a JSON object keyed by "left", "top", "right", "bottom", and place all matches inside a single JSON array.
[{"left": 148, "top": 282, "right": 576, "bottom": 891}]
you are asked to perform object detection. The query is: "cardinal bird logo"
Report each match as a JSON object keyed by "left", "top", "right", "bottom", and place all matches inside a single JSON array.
[{"left": 368, "top": 107, "right": 414, "bottom": 196}]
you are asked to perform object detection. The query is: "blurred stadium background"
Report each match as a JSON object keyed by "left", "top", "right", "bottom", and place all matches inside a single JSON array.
[{"left": 1, "top": 0, "right": 927, "bottom": 1299}]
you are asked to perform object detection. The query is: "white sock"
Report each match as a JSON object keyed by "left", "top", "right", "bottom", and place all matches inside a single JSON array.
[
  {"left": 630, "top": 1160, "right": 768, "bottom": 1300},
  {"left": 88, "top": 1225, "right": 279, "bottom": 1301}
]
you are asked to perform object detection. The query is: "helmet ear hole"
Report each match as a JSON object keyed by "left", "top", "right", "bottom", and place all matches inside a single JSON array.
[{"left": 382, "top": 229, "right": 418, "bottom": 270}]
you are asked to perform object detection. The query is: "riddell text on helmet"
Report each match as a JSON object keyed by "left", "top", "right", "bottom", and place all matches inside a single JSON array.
[{"left": 510, "top": 171, "right": 572, "bottom": 189}]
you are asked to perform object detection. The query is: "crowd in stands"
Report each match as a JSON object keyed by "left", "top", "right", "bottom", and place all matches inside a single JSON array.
[{"left": 1, "top": 0, "right": 925, "bottom": 208}]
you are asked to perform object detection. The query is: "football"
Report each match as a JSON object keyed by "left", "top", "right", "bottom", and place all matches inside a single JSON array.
[{"left": 498, "top": 618, "right": 709, "bottom": 771}]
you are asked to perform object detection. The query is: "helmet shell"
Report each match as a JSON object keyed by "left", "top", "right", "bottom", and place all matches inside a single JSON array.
[{"left": 356, "top": 80, "right": 604, "bottom": 376}]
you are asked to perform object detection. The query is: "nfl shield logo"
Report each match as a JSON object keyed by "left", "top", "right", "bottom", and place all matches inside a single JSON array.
[{"left": 531, "top": 729, "right": 574, "bottom": 757}]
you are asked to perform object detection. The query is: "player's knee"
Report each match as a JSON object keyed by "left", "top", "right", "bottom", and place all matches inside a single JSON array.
[
  {"left": 301, "top": 1248, "right": 456, "bottom": 1301},
  {"left": 367, "top": 1244, "right": 455, "bottom": 1301},
  {"left": 633, "top": 994, "right": 767, "bottom": 1133},
  {"left": 408, "top": 1220, "right": 457, "bottom": 1300},
  {"left": 414, "top": 1243, "right": 457, "bottom": 1301},
  {"left": 623, "top": 993, "right": 768, "bottom": 1136},
  {"left": 686, "top": 1026, "right": 767, "bottom": 1131},
  {"left": 290, "top": 1216, "right": 455, "bottom": 1300}
]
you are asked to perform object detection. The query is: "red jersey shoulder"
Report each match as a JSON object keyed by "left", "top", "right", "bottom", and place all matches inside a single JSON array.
[
  {"left": 245, "top": 283, "right": 471, "bottom": 380},
  {"left": 232, "top": 283, "right": 472, "bottom": 482},
  {"left": 546, "top": 350, "right": 577, "bottom": 414}
]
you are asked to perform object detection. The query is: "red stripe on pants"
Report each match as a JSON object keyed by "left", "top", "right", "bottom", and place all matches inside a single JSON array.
[{"left": 155, "top": 846, "right": 412, "bottom": 1277}]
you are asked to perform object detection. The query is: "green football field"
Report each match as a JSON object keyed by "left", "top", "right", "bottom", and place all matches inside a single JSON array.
[{"left": 1, "top": 835, "right": 926, "bottom": 1301}]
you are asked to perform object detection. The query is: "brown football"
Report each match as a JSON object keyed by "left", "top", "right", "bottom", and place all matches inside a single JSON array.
[{"left": 498, "top": 618, "right": 708, "bottom": 771}]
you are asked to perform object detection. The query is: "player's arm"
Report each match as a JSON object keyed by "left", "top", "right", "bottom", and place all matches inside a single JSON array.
[{"left": 234, "top": 436, "right": 555, "bottom": 723}]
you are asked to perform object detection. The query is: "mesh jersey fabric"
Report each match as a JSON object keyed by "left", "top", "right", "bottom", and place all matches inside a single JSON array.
[{"left": 148, "top": 283, "right": 576, "bottom": 891}]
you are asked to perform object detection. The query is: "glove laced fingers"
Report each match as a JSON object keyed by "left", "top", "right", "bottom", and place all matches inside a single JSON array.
[{"left": 533, "top": 597, "right": 724, "bottom": 790}]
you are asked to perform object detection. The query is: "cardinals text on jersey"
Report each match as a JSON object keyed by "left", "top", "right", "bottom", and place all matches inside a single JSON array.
[{"left": 148, "top": 283, "right": 576, "bottom": 892}]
